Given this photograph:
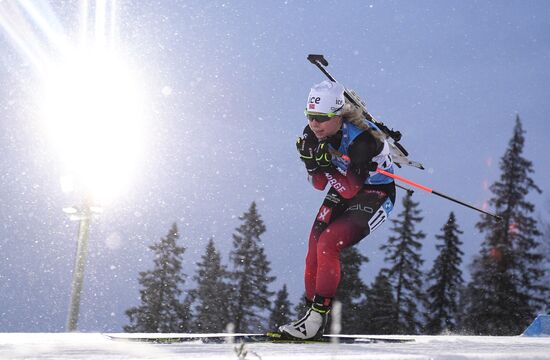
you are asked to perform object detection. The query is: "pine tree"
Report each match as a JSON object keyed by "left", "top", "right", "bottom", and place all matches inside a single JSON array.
[
  {"left": 177, "top": 293, "right": 195, "bottom": 332},
  {"left": 424, "top": 212, "right": 464, "bottom": 334},
  {"left": 192, "top": 238, "right": 232, "bottom": 332},
  {"left": 543, "top": 213, "right": 550, "bottom": 313},
  {"left": 229, "top": 202, "right": 276, "bottom": 333},
  {"left": 455, "top": 283, "right": 471, "bottom": 332},
  {"left": 380, "top": 192, "right": 426, "bottom": 334},
  {"left": 268, "top": 285, "right": 293, "bottom": 331},
  {"left": 293, "top": 293, "right": 309, "bottom": 316},
  {"left": 125, "top": 223, "right": 190, "bottom": 332},
  {"left": 360, "top": 271, "right": 398, "bottom": 334},
  {"left": 333, "top": 247, "right": 368, "bottom": 334},
  {"left": 462, "top": 116, "right": 545, "bottom": 335}
]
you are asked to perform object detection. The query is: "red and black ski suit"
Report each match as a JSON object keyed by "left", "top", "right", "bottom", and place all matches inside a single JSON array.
[{"left": 302, "top": 124, "right": 396, "bottom": 301}]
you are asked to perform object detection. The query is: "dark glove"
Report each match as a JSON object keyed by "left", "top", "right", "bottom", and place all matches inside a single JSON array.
[
  {"left": 368, "top": 161, "right": 378, "bottom": 172},
  {"left": 314, "top": 142, "right": 333, "bottom": 168},
  {"left": 296, "top": 137, "right": 318, "bottom": 173},
  {"left": 302, "top": 125, "right": 317, "bottom": 143}
]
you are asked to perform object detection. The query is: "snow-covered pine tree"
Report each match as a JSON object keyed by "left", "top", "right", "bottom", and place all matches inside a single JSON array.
[
  {"left": 191, "top": 238, "right": 232, "bottom": 333},
  {"left": 124, "top": 223, "right": 190, "bottom": 332},
  {"left": 543, "top": 210, "right": 550, "bottom": 313},
  {"left": 462, "top": 116, "right": 545, "bottom": 335},
  {"left": 268, "top": 284, "right": 294, "bottom": 331},
  {"left": 380, "top": 192, "right": 426, "bottom": 334},
  {"left": 177, "top": 294, "right": 194, "bottom": 332},
  {"left": 424, "top": 212, "right": 464, "bottom": 334},
  {"left": 334, "top": 247, "right": 368, "bottom": 334},
  {"left": 229, "top": 202, "right": 276, "bottom": 333},
  {"left": 360, "top": 271, "right": 398, "bottom": 334}
]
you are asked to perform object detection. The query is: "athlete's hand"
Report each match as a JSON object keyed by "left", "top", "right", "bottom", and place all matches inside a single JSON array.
[
  {"left": 296, "top": 137, "right": 318, "bottom": 173},
  {"left": 368, "top": 161, "right": 378, "bottom": 172},
  {"left": 314, "top": 142, "right": 332, "bottom": 168}
]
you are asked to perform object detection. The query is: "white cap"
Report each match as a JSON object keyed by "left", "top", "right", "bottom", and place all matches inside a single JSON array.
[{"left": 306, "top": 80, "right": 345, "bottom": 114}]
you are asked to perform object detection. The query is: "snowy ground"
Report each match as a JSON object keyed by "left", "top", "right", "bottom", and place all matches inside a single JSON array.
[{"left": 1, "top": 333, "right": 550, "bottom": 359}]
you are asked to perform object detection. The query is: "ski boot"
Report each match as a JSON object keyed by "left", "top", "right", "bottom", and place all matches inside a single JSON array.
[{"left": 278, "top": 295, "right": 331, "bottom": 340}]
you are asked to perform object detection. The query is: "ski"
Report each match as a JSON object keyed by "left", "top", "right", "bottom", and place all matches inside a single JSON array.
[
  {"left": 264, "top": 331, "right": 414, "bottom": 344},
  {"left": 307, "top": 54, "right": 425, "bottom": 170},
  {"left": 105, "top": 332, "right": 414, "bottom": 344}
]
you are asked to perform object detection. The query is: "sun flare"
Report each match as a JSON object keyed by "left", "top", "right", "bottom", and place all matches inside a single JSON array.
[
  {"left": 0, "top": 1, "right": 150, "bottom": 205},
  {"left": 41, "top": 47, "right": 147, "bottom": 204}
]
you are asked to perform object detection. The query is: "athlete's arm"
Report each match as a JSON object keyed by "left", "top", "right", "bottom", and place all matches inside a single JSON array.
[
  {"left": 321, "top": 131, "right": 382, "bottom": 199},
  {"left": 309, "top": 173, "right": 329, "bottom": 190}
]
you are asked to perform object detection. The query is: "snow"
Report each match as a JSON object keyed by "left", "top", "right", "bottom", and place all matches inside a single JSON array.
[{"left": 1, "top": 333, "right": 550, "bottom": 359}]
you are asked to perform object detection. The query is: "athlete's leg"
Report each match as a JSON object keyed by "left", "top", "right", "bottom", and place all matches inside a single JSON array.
[
  {"left": 304, "top": 189, "right": 344, "bottom": 300},
  {"left": 315, "top": 189, "right": 394, "bottom": 298}
]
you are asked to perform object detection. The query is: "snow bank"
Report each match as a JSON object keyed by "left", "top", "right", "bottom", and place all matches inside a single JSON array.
[{"left": 1, "top": 333, "right": 550, "bottom": 359}]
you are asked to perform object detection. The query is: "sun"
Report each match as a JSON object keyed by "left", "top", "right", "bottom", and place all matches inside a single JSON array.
[
  {"left": 1, "top": 1, "right": 150, "bottom": 205},
  {"left": 40, "top": 47, "right": 147, "bottom": 204}
]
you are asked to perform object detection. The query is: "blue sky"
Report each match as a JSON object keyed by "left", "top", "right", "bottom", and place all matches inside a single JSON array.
[{"left": 1, "top": 0, "right": 549, "bottom": 331}]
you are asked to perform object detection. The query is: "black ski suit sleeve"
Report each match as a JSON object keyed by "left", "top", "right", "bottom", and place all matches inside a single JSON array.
[
  {"left": 347, "top": 130, "right": 384, "bottom": 177},
  {"left": 320, "top": 130, "right": 384, "bottom": 199}
]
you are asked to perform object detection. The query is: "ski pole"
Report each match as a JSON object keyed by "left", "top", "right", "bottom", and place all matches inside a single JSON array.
[
  {"left": 395, "top": 183, "right": 415, "bottom": 195},
  {"left": 329, "top": 149, "right": 501, "bottom": 221},
  {"left": 375, "top": 168, "right": 503, "bottom": 222}
]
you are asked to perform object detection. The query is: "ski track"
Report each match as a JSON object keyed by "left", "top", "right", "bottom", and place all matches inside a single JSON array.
[{"left": 1, "top": 333, "right": 550, "bottom": 359}]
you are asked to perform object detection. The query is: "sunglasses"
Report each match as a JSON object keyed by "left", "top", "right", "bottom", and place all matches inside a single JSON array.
[{"left": 304, "top": 105, "right": 343, "bottom": 123}]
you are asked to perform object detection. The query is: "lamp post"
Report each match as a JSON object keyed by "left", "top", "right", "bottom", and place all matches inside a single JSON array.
[{"left": 64, "top": 200, "right": 103, "bottom": 332}]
